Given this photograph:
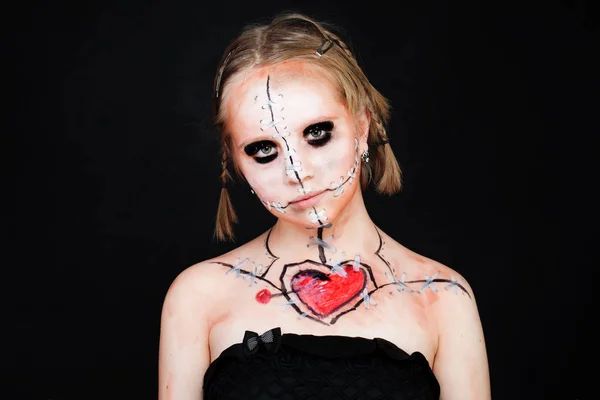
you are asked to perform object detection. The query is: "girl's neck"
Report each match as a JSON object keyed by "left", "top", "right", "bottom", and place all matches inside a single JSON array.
[{"left": 268, "top": 188, "right": 380, "bottom": 263}]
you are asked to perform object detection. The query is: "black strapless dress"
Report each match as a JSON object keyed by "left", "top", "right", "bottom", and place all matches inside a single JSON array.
[{"left": 203, "top": 328, "right": 440, "bottom": 399}]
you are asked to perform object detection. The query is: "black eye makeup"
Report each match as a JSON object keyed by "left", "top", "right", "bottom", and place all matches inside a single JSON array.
[
  {"left": 243, "top": 121, "right": 334, "bottom": 165},
  {"left": 244, "top": 140, "right": 278, "bottom": 164},
  {"left": 304, "top": 121, "right": 334, "bottom": 147}
]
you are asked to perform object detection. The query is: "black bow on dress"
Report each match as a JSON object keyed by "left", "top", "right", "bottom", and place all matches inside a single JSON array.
[{"left": 242, "top": 328, "right": 282, "bottom": 357}]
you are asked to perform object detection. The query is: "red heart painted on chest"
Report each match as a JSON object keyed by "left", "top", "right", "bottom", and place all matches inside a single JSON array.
[{"left": 290, "top": 265, "right": 366, "bottom": 318}]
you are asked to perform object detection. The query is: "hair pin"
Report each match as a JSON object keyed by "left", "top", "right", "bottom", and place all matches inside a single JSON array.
[
  {"left": 315, "top": 38, "right": 334, "bottom": 56},
  {"left": 215, "top": 51, "right": 233, "bottom": 99}
]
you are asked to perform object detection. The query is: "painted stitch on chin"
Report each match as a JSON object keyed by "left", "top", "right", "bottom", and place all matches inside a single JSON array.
[{"left": 308, "top": 208, "right": 328, "bottom": 224}]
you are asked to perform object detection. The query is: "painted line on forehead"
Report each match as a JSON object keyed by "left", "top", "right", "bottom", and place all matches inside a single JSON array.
[
  {"left": 264, "top": 75, "right": 305, "bottom": 190},
  {"left": 265, "top": 75, "right": 276, "bottom": 122}
]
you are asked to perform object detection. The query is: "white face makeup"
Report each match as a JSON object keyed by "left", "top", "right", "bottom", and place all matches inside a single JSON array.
[
  {"left": 223, "top": 61, "right": 367, "bottom": 229},
  {"left": 213, "top": 62, "right": 474, "bottom": 328}
]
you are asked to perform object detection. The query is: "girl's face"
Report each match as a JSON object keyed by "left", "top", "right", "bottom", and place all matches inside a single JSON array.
[{"left": 222, "top": 61, "right": 369, "bottom": 228}]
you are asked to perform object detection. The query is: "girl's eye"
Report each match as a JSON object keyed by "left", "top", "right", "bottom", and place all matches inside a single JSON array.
[
  {"left": 256, "top": 143, "right": 275, "bottom": 157},
  {"left": 244, "top": 140, "right": 278, "bottom": 164},
  {"left": 304, "top": 121, "right": 334, "bottom": 147},
  {"left": 308, "top": 128, "right": 326, "bottom": 139}
]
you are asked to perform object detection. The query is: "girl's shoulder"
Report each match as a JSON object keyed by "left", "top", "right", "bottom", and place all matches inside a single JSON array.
[
  {"left": 374, "top": 228, "right": 473, "bottom": 298},
  {"left": 168, "top": 230, "right": 272, "bottom": 298}
]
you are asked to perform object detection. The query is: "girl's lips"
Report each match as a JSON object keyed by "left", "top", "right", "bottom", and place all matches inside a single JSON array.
[{"left": 290, "top": 190, "right": 326, "bottom": 208}]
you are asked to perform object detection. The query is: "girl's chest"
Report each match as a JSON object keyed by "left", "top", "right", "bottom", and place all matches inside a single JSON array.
[{"left": 208, "top": 271, "right": 440, "bottom": 365}]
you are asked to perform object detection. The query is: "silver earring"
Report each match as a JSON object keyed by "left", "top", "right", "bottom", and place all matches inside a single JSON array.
[
  {"left": 250, "top": 189, "right": 255, "bottom": 194},
  {"left": 361, "top": 150, "right": 370, "bottom": 163}
]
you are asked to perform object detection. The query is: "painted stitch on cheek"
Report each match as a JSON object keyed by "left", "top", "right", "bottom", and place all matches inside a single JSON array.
[
  {"left": 330, "top": 176, "right": 345, "bottom": 197},
  {"left": 271, "top": 201, "right": 286, "bottom": 214},
  {"left": 324, "top": 137, "right": 360, "bottom": 197}
]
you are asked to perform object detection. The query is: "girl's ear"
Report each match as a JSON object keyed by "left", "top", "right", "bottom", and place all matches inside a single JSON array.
[{"left": 358, "top": 107, "right": 371, "bottom": 151}]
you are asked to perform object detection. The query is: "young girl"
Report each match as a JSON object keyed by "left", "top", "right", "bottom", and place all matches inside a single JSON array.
[{"left": 159, "top": 12, "right": 490, "bottom": 399}]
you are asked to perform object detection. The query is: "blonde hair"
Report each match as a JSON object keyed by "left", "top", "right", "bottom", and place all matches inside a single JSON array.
[{"left": 212, "top": 12, "right": 402, "bottom": 241}]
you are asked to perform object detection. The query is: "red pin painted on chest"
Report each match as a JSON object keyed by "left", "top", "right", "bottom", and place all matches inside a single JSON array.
[{"left": 255, "top": 288, "right": 272, "bottom": 304}]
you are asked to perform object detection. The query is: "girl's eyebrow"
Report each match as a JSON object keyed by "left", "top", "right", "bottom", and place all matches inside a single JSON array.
[
  {"left": 244, "top": 139, "right": 275, "bottom": 155},
  {"left": 238, "top": 134, "right": 274, "bottom": 150},
  {"left": 300, "top": 115, "right": 337, "bottom": 128},
  {"left": 303, "top": 120, "right": 334, "bottom": 133}
]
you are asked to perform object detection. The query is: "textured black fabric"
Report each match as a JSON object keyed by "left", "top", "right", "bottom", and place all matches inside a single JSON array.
[{"left": 203, "top": 328, "right": 440, "bottom": 399}]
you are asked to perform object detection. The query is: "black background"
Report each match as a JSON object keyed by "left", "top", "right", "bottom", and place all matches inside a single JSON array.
[{"left": 5, "top": 1, "right": 597, "bottom": 399}]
